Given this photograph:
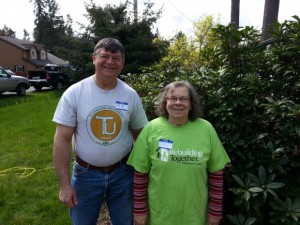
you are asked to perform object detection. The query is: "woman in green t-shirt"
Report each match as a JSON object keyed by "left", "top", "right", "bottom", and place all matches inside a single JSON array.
[{"left": 127, "top": 81, "right": 231, "bottom": 225}]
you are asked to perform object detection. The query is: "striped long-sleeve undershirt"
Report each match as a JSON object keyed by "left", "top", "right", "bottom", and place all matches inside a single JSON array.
[
  {"left": 133, "top": 171, "right": 149, "bottom": 215},
  {"left": 208, "top": 170, "right": 224, "bottom": 218},
  {"left": 133, "top": 170, "right": 224, "bottom": 218}
]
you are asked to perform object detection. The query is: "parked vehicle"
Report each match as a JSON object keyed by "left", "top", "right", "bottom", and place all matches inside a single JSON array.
[
  {"left": 0, "top": 66, "right": 30, "bottom": 96},
  {"left": 27, "top": 64, "right": 72, "bottom": 91},
  {"left": 5, "top": 69, "right": 16, "bottom": 76}
]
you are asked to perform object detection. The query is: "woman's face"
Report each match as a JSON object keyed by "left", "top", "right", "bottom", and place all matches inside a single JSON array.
[{"left": 166, "top": 86, "right": 191, "bottom": 126}]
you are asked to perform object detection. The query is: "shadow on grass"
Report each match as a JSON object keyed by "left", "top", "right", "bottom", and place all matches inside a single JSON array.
[
  {"left": 0, "top": 93, "right": 34, "bottom": 108},
  {"left": 28, "top": 88, "right": 64, "bottom": 98},
  {"left": 0, "top": 88, "right": 64, "bottom": 108}
]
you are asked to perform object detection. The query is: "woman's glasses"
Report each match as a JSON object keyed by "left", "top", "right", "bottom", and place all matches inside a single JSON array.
[{"left": 166, "top": 96, "right": 190, "bottom": 103}]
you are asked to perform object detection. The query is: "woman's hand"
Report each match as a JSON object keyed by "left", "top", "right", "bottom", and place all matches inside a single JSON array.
[
  {"left": 134, "top": 214, "right": 147, "bottom": 225},
  {"left": 208, "top": 215, "right": 221, "bottom": 225}
]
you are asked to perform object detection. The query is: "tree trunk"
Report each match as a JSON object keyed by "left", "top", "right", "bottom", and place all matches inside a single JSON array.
[
  {"left": 231, "top": 0, "right": 240, "bottom": 28},
  {"left": 133, "top": 0, "right": 138, "bottom": 23},
  {"left": 261, "top": 0, "right": 280, "bottom": 41}
]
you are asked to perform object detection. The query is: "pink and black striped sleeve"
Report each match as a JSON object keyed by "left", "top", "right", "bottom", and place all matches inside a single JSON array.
[
  {"left": 208, "top": 170, "right": 224, "bottom": 218},
  {"left": 133, "top": 171, "right": 149, "bottom": 215}
]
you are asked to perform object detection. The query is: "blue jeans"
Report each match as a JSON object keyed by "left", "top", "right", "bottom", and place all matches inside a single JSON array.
[{"left": 70, "top": 161, "right": 134, "bottom": 225}]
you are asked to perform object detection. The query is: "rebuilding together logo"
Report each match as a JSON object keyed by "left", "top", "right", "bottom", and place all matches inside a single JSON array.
[{"left": 157, "top": 147, "right": 203, "bottom": 165}]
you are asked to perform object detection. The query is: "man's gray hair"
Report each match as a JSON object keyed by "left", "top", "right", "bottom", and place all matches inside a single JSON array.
[{"left": 93, "top": 38, "right": 125, "bottom": 60}]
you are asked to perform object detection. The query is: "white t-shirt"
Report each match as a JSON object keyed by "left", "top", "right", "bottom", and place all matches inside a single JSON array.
[{"left": 53, "top": 76, "right": 148, "bottom": 166}]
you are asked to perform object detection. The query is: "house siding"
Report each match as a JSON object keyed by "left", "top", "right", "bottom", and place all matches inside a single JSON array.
[
  {"left": 0, "top": 39, "right": 35, "bottom": 76},
  {"left": 0, "top": 37, "right": 68, "bottom": 77}
]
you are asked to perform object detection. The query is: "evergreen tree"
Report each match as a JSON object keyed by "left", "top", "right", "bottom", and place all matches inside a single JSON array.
[
  {"left": 83, "top": 0, "right": 167, "bottom": 74},
  {"left": 65, "top": 14, "right": 74, "bottom": 36},
  {"left": 23, "top": 29, "right": 30, "bottom": 40},
  {"left": 31, "top": 0, "right": 65, "bottom": 53},
  {"left": 0, "top": 25, "right": 16, "bottom": 38}
]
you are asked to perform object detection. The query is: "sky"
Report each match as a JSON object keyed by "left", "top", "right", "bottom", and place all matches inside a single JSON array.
[{"left": 0, "top": 0, "right": 299, "bottom": 40}]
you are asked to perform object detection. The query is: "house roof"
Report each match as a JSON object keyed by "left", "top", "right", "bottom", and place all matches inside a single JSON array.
[
  {"left": 0, "top": 36, "right": 69, "bottom": 65},
  {"left": 48, "top": 53, "right": 69, "bottom": 65},
  {"left": 0, "top": 36, "right": 41, "bottom": 50},
  {"left": 25, "top": 58, "right": 52, "bottom": 66}
]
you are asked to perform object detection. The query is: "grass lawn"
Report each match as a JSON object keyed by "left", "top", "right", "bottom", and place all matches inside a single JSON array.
[{"left": 0, "top": 90, "right": 70, "bottom": 225}]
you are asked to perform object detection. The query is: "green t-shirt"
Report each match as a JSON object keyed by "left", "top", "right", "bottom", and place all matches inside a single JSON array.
[{"left": 127, "top": 117, "right": 231, "bottom": 225}]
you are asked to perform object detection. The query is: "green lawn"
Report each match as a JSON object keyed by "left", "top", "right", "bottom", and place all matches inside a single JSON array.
[{"left": 0, "top": 90, "right": 70, "bottom": 225}]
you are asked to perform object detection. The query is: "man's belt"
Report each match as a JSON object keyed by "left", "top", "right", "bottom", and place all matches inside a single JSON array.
[{"left": 75, "top": 154, "right": 129, "bottom": 173}]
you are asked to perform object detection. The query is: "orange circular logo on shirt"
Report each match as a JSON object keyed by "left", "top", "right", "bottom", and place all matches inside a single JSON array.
[{"left": 87, "top": 106, "right": 124, "bottom": 145}]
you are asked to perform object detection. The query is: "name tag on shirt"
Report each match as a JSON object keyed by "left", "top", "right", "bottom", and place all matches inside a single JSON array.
[
  {"left": 159, "top": 139, "right": 173, "bottom": 149},
  {"left": 116, "top": 101, "right": 128, "bottom": 111}
]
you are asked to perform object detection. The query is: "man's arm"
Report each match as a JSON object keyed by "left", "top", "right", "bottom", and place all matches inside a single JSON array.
[
  {"left": 53, "top": 123, "right": 77, "bottom": 208},
  {"left": 131, "top": 128, "right": 143, "bottom": 141}
]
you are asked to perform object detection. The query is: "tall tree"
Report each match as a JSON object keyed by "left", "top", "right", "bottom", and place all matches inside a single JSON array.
[
  {"left": 162, "top": 32, "right": 197, "bottom": 70},
  {"left": 31, "top": 0, "right": 65, "bottom": 52},
  {"left": 0, "top": 25, "right": 16, "bottom": 38},
  {"left": 83, "top": 0, "right": 166, "bottom": 74},
  {"left": 261, "top": 0, "right": 280, "bottom": 41},
  {"left": 231, "top": 0, "right": 240, "bottom": 28},
  {"left": 193, "top": 15, "right": 220, "bottom": 52},
  {"left": 65, "top": 14, "right": 74, "bottom": 36},
  {"left": 23, "top": 29, "right": 30, "bottom": 40}
]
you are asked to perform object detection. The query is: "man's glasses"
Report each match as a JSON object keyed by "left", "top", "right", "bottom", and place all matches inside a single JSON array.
[
  {"left": 166, "top": 96, "right": 190, "bottom": 103},
  {"left": 98, "top": 54, "right": 122, "bottom": 62}
]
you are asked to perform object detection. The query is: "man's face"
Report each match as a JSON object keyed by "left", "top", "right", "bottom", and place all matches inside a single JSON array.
[{"left": 93, "top": 48, "right": 124, "bottom": 78}]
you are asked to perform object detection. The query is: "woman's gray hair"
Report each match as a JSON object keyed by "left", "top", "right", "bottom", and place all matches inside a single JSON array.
[{"left": 154, "top": 81, "right": 203, "bottom": 121}]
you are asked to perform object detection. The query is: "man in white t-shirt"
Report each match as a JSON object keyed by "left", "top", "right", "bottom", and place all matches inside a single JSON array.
[{"left": 52, "top": 37, "right": 148, "bottom": 225}]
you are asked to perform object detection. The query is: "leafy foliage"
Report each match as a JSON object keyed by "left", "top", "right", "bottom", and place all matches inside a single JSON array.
[
  {"left": 128, "top": 16, "right": 300, "bottom": 225},
  {"left": 0, "top": 25, "right": 16, "bottom": 38},
  {"left": 29, "top": 0, "right": 168, "bottom": 80},
  {"left": 227, "top": 214, "right": 256, "bottom": 225},
  {"left": 83, "top": 0, "right": 167, "bottom": 75},
  {"left": 270, "top": 197, "right": 300, "bottom": 224}
]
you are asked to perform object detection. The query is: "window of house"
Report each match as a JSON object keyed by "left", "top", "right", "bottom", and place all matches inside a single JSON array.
[
  {"left": 31, "top": 49, "right": 36, "bottom": 58},
  {"left": 15, "top": 66, "right": 24, "bottom": 72},
  {"left": 40, "top": 50, "right": 46, "bottom": 59}
]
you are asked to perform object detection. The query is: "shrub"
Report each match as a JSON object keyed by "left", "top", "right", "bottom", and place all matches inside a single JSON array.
[{"left": 128, "top": 16, "right": 300, "bottom": 225}]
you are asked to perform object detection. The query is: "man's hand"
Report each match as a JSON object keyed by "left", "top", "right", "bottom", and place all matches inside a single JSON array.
[{"left": 59, "top": 185, "right": 78, "bottom": 208}]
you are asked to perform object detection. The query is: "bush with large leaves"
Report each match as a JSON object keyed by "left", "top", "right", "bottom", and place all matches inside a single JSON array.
[{"left": 128, "top": 16, "right": 300, "bottom": 225}]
